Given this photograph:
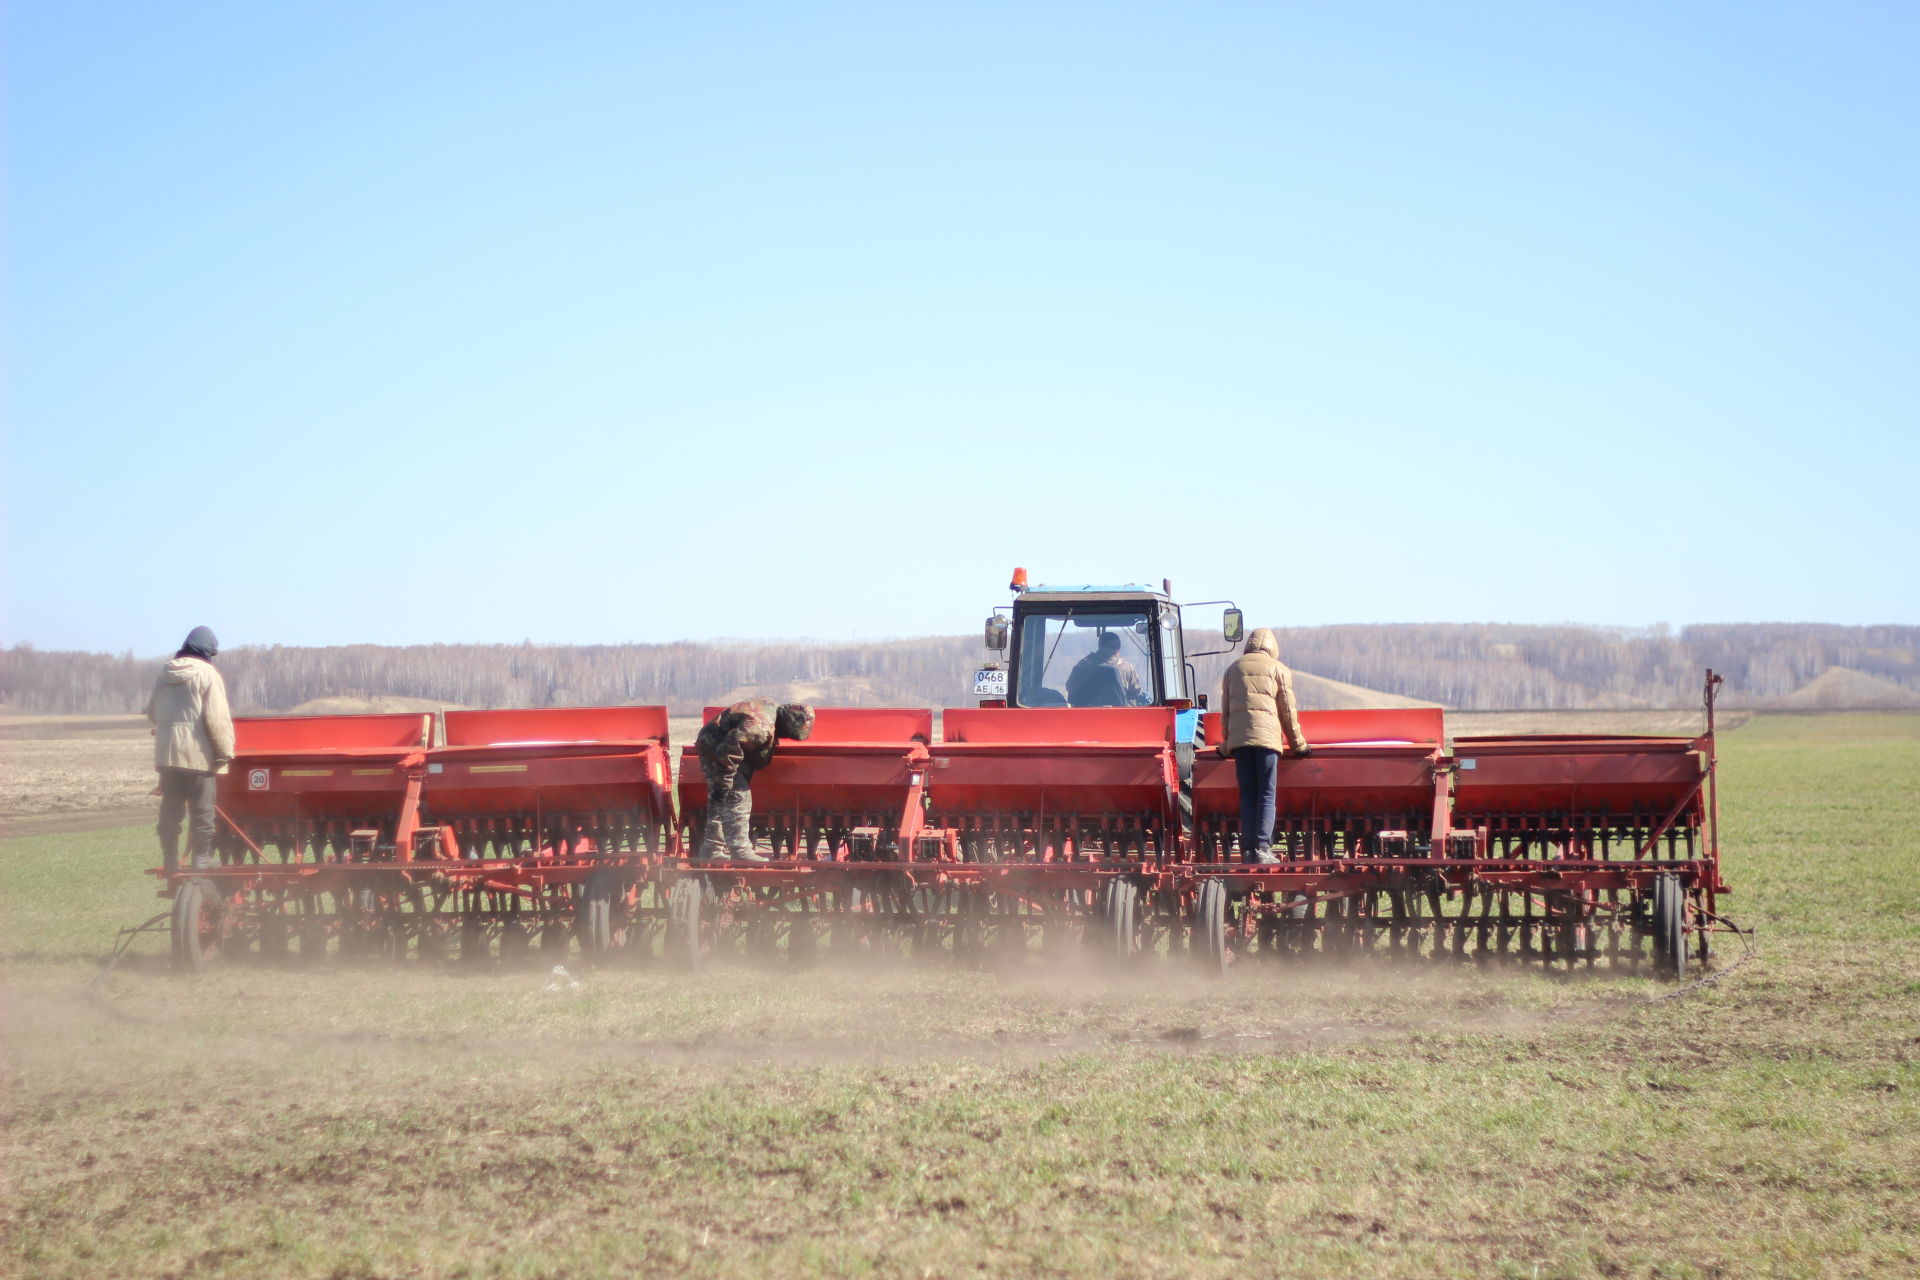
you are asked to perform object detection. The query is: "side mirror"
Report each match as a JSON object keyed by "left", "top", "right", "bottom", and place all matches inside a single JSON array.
[
  {"left": 985, "top": 615, "right": 1009, "bottom": 651},
  {"left": 1222, "top": 608, "right": 1244, "bottom": 644}
]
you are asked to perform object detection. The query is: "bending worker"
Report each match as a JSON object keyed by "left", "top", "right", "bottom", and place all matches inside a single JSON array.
[
  {"left": 145, "top": 626, "right": 234, "bottom": 873},
  {"left": 1217, "top": 627, "right": 1311, "bottom": 864},
  {"left": 694, "top": 698, "right": 815, "bottom": 861},
  {"left": 1066, "top": 631, "right": 1147, "bottom": 707}
]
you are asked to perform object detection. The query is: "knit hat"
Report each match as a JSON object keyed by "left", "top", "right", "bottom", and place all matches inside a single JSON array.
[{"left": 182, "top": 626, "right": 219, "bottom": 658}]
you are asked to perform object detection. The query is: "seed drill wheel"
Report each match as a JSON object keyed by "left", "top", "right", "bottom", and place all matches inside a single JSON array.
[
  {"left": 579, "top": 870, "right": 634, "bottom": 961},
  {"left": 170, "top": 878, "right": 223, "bottom": 974},
  {"left": 1098, "top": 879, "right": 1139, "bottom": 962},
  {"left": 667, "top": 878, "right": 705, "bottom": 969},
  {"left": 1651, "top": 873, "right": 1687, "bottom": 981},
  {"left": 1195, "top": 879, "right": 1228, "bottom": 975}
]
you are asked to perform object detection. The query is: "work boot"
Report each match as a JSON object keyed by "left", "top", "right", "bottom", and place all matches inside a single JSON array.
[
  {"left": 729, "top": 848, "right": 769, "bottom": 864},
  {"left": 1242, "top": 844, "right": 1278, "bottom": 866},
  {"left": 191, "top": 847, "right": 220, "bottom": 871}
]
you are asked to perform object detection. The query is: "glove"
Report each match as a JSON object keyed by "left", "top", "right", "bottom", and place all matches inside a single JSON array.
[{"left": 1294, "top": 744, "right": 1314, "bottom": 759}]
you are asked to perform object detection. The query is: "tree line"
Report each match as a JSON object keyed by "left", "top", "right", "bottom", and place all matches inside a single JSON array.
[
  {"left": 3, "top": 623, "right": 1914, "bottom": 715},
  {"left": 1261, "top": 622, "right": 1918, "bottom": 709}
]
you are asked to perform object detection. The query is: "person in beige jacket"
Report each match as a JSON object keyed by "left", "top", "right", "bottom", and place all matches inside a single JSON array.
[
  {"left": 1217, "top": 627, "right": 1311, "bottom": 864},
  {"left": 145, "top": 626, "right": 235, "bottom": 872}
]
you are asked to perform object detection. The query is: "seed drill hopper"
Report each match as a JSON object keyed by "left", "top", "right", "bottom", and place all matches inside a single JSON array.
[{"left": 164, "top": 705, "right": 675, "bottom": 971}]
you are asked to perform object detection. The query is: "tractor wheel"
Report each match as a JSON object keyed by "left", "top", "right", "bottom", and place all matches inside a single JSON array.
[
  {"left": 1102, "top": 879, "right": 1139, "bottom": 962},
  {"left": 667, "top": 878, "right": 705, "bottom": 969},
  {"left": 1196, "top": 878, "right": 1228, "bottom": 975},
  {"left": 1652, "top": 873, "right": 1687, "bottom": 982},
  {"left": 170, "top": 879, "right": 222, "bottom": 974}
]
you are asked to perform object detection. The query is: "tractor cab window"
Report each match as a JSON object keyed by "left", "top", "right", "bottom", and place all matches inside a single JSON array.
[{"left": 1015, "top": 611, "right": 1156, "bottom": 708}]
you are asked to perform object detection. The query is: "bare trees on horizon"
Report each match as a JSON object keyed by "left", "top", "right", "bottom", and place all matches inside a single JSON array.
[{"left": 3, "top": 623, "right": 1914, "bottom": 716}]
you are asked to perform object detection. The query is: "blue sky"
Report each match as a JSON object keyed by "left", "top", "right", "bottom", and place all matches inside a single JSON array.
[{"left": 5, "top": 1, "right": 1915, "bottom": 653}]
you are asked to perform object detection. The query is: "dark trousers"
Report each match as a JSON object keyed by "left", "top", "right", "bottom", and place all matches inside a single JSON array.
[
  {"left": 158, "top": 767, "right": 218, "bottom": 872},
  {"left": 1235, "top": 747, "right": 1279, "bottom": 855}
]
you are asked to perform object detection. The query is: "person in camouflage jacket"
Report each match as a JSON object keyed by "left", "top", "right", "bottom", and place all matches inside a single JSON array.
[{"left": 694, "top": 699, "right": 815, "bottom": 861}]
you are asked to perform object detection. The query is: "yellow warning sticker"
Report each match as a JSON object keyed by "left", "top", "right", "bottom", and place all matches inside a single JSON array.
[
  {"left": 281, "top": 769, "right": 334, "bottom": 777},
  {"left": 352, "top": 768, "right": 392, "bottom": 776},
  {"left": 469, "top": 764, "right": 528, "bottom": 773}
]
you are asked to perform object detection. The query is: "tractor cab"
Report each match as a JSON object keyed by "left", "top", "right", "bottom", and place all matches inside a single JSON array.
[{"left": 975, "top": 569, "right": 1242, "bottom": 743}]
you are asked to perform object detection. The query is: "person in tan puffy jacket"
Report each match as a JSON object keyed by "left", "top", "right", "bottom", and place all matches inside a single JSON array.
[
  {"left": 145, "top": 626, "right": 235, "bottom": 872},
  {"left": 1217, "top": 627, "right": 1310, "bottom": 864}
]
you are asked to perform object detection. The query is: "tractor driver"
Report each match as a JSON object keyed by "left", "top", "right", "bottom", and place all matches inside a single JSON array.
[
  {"left": 694, "top": 699, "right": 815, "bottom": 862},
  {"left": 1066, "top": 631, "right": 1148, "bottom": 708}
]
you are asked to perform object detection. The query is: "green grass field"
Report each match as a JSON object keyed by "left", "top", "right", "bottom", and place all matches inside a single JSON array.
[{"left": 4, "top": 714, "right": 1917, "bottom": 1278}]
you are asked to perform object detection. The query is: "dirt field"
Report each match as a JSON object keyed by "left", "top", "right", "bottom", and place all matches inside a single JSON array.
[
  {"left": 0, "top": 714, "right": 154, "bottom": 831},
  {"left": 2, "top": 713, "right": 1916, "bottom": 1278}
]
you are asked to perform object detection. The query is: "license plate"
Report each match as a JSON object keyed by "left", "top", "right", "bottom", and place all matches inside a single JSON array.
[{"left": 973, "top": 668, "right": 1008, "bottom": 697}]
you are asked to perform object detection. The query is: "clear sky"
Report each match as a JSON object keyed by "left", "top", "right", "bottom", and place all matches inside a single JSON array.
[{"left": 5, "top": 1, "right": 1915, "bottom": 654}]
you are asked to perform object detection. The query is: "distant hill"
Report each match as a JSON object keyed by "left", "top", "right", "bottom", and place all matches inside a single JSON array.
[
  {"left": 4, "top": 623, "right": 1915, "bottom": 715},
  {"left": 1775, "top": 667, "right": 1920, "bottom": 710},
  {"left": 286, "top": 695, "right": 469, "bottom": 716},
  {"left": 708, "top": 675, "right": 900, "bottom": 709},
  {"left": 1290, "top": 671, "right": 1442, "bottom": 711}
]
